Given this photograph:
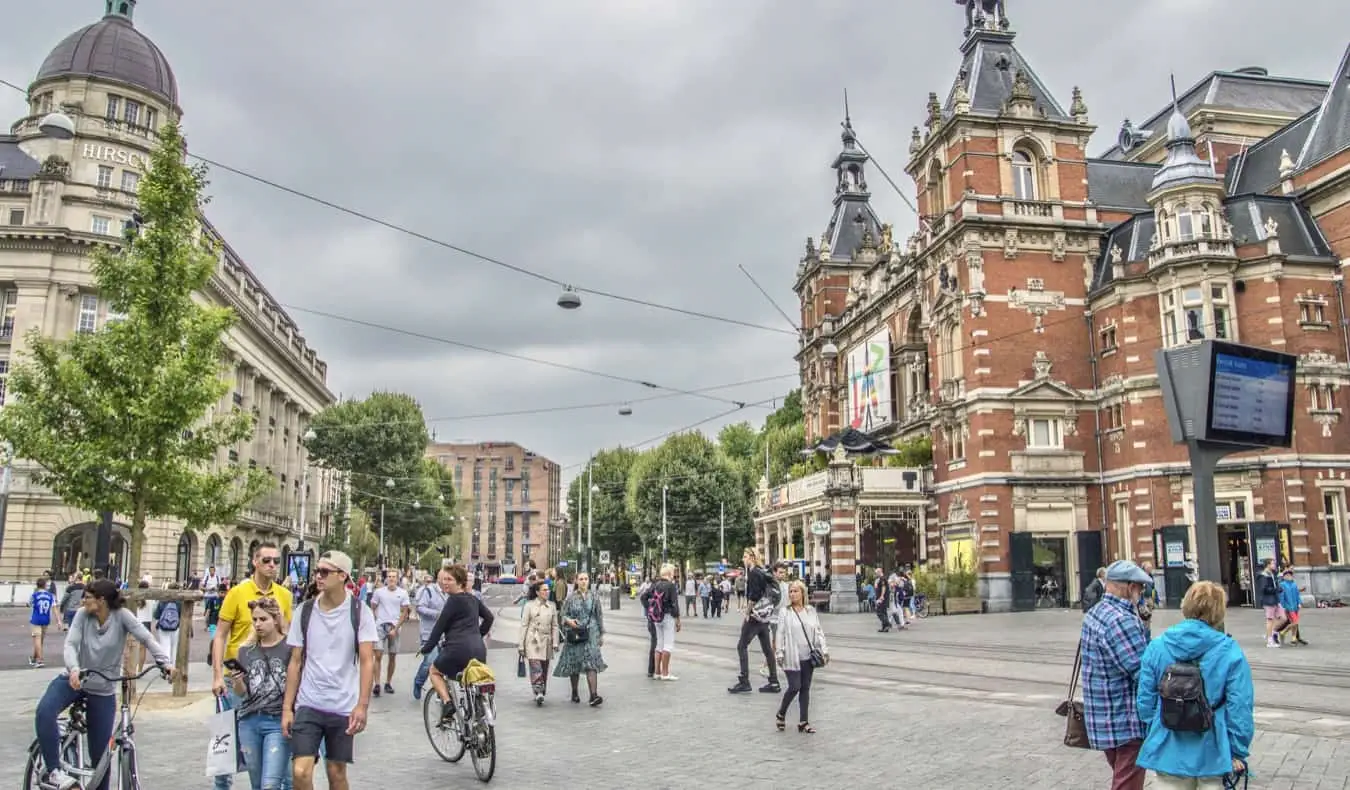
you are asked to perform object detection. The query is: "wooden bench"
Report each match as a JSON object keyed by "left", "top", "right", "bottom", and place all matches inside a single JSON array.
[{"left": 809, "top": 590, "right": 831, "bottom": 613}]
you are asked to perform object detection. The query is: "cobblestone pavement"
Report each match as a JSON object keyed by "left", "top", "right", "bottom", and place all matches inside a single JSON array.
[{"left": 0, "top": 597, "right": 1346, "bottom": 788}]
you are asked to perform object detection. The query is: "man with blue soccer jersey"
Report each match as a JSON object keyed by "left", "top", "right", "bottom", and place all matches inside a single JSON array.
[{"left": 30, "top": 577, "right": 57, "bottom": 668}]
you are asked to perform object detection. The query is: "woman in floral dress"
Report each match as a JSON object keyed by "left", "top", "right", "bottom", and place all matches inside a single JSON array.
[
  {"left": 518, "top": 579, "right": 559, "bottom": 705},
  {"left": 553, "top": 571, "right": 607, "bottom": 707}
]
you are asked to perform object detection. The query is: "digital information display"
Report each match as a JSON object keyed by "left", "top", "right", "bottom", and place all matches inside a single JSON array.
[{"left": 1209, "top": 353, "right": 1293, "bottom": 438}]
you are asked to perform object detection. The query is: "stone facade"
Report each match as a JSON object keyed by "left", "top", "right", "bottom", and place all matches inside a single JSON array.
[
  {"left": 0, "top": 5, "right": 337, "bottom": 582},
  {"left": 793, "top": 18, "right": 1350, "bottom": 610}
]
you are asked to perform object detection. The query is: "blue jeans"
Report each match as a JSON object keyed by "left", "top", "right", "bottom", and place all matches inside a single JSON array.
[
  {"left": 36, "top": 676, "right": 117, "bottom": 790},
  {"left": 238, "top": 713, "right": 290, "bottom": 790},
  {"left": 413, "top": 646, "right": 440, "bottom": 697}
]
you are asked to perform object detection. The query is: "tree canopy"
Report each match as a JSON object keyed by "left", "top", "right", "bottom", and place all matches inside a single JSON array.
[
  {"left": 626, "top": 432, "right": 749, "bottom": 563},
  {"left": 0, "top": 121, "right": 270, "bottom": 574},
  {"left": 566, "top": 447, "right": 641, "bottom": 562}
]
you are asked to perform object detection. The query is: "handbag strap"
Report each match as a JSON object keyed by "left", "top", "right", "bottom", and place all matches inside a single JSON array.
[
  {"left": 792, "top": 608, "right": 816, "bottom": 649},
  {"left": 1066, "top": 639, "right": 1084, "bottom": 701}
]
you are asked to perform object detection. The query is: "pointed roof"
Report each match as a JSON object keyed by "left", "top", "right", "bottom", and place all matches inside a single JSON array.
[
  {"left": 1149, "top": 91, "right": 1220, "bottom": 194},
  {"left": 820, "top": 114, "right": 883, "bottom": 263},
  {"left": 1296, "top": 43, "right": 1350, "bottom": 171},
  {"left": 943, "top": 28, "right": 1069, "bottom": 121}
]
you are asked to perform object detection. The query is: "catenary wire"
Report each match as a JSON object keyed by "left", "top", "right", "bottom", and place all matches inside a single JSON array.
[{"left": 0, "top": 76, "right": 794, "bottom": 337}]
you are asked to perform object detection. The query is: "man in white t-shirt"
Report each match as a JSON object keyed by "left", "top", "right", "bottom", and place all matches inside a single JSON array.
[
  {"left": 368, "top": 570, "right": 410, "bottom": 698},
  {"left": 282, "top": 550, "right": 377, "bottom": 790}
]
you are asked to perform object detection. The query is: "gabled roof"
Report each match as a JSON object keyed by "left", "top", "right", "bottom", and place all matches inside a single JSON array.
[
  {"left": 1225, "top": 109, "right": 1318, "bottom": 195},
  {"left": 0, "top": 136, "right": 40, "bottom": 180},
  {"left": 1297, "top": 43, "right": 1350, "bottom": 171},
  {"left": 1097, "top": 68, "right": 1327, "bottom": 161},
  {"left": 943, "top": 29, "right": 1068, "bottom": 121}
]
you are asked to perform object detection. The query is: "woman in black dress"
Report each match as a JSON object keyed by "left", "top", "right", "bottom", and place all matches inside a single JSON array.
[{"left": 420, "top": 564, "right": 494, "bottom": 712}]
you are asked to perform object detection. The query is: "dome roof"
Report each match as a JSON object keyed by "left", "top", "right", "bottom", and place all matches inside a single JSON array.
[{"left": 34, "top": 12, "right": 177, "bottom": 105}]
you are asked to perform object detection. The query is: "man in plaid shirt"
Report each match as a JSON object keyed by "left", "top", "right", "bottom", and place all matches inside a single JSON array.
[{"left": 1080, "top": 560, "right": 1152, "bottom": 790}]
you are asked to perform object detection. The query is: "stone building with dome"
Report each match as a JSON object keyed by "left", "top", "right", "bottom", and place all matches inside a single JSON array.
[
  {"left": 0, "top": 0, "right": 339, "bottom": 583},
  {"left": 759, "top": 5, "right": 1350, "bottom": 611}
]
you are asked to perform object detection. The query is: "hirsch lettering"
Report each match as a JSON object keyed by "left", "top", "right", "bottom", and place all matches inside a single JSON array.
[{"left": 80, "top": 143, "right": 147, "bottom": 169}]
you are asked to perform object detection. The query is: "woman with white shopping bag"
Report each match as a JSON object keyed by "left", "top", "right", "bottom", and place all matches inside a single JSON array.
[{"left": 225, "top": 597, "right": 293, "bottom": 789}]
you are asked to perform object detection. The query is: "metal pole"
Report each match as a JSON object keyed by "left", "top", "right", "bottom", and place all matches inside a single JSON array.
[
  {"left": 720, "top": 501, "right": 725, "bottom": 558},
  {"left": 661, "top": 485, "right": 668, "bottom": 564},
  {"left": 585, "top": 462, "right": 594, "bottom": 574},
  {"left": 297, "top": 461, "right": 309, "bottom": 550},
  {"left": 379, "top": 502, "right": 386, "bottom": 575},
  {"left": 0, "top": 446, "right": 12, "bottom": 564},
  {"left": 94, "top": 510, "right": 113, "bottom": 579}
]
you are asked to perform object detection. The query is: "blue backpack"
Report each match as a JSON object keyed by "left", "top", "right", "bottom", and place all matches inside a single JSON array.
[{"left": 156, "top": 601, "right": 180, "bottom": 631}]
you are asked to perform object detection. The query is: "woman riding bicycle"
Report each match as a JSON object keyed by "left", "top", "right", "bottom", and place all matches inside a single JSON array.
[
  {"left": 35, "top": 578, "right": 174, "bottom": 790},
  {"left": 419, "top": 564, "right": 494, "bottom": 718}
]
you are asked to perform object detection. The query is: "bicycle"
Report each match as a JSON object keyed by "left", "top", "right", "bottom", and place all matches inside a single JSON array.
[
  {"left": 1037, "top": 580, "right": 1060, "bottom": 609},
  {"left": 421, "top": 671, "right": 497, "bottom": 783},
  {"left": 911, "top": 593, "right": 930, "bottom": 618},
  {"left": 24, "top": 664, "right": 168, "bottom": 790}
]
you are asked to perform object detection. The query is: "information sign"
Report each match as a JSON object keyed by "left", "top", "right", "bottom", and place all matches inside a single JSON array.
[{"left": 1208, "top": 351, "right": 1294, "bottom": 442}]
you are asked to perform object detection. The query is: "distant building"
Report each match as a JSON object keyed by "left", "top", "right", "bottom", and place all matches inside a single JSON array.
[
  {"left": 0, "top": 0, "right": 337, "bottom": 582},
  {"left": 426, "top": 441, "right": 561, "bottom": 576},
  {"left": 767, "top": 7, "right": 1350, "bottom": 610}
]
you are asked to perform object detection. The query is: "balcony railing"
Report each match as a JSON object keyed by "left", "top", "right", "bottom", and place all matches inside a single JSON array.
[
  {"left": 1148, "top": 237, "right": 1235, "bottom": 268},
  {"left": 1005, "top": 199, "right": 1055, "bottom": 219},
  {"left": 758, "top": 466, "right": 930, "bottom": 514}
]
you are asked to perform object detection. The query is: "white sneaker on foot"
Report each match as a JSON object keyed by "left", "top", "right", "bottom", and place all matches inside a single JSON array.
[
  {"left": 663, "top": 674, "right": 678, "bottom": 681},
  {"left": 45, "top": 768, "right": 80, "bottom": 790}
]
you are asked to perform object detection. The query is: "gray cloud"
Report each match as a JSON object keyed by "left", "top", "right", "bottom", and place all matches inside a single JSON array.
[{"left": 5, "top": 0, "right": 1347, "bottom": 484}]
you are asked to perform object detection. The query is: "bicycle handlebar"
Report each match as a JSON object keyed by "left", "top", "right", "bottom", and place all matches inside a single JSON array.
[{"left": 79, "top": 664, "right": 168, "bottom": 683}]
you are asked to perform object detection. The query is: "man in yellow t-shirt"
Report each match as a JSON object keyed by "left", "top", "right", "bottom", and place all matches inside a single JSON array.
[{"left": 211, "top": 541, "right": 294, "bottom": 693}]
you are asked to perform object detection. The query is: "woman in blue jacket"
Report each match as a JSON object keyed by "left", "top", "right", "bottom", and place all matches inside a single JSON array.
[{"left": 1136, "top": 580, "right": 1254, "bottom": 788}]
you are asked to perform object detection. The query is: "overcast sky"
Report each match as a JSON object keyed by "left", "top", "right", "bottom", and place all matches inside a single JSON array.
[{"left": 4, "top": 0, "right": 1347, "bottom": 492}]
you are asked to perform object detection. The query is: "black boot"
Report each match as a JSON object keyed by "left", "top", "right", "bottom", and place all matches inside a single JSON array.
[{"left": 728, "top": 678, "right": 752, "bottom": 694}]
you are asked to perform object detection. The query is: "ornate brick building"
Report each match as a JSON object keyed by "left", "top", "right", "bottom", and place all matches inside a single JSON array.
[{"left": 788, "top": 9, "right": 1350, "bottom": 610}]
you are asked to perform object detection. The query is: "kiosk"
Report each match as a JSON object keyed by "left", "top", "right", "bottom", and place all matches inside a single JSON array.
[{"left": 1155, "top": 340, "right": 1296, "bottom": 591}]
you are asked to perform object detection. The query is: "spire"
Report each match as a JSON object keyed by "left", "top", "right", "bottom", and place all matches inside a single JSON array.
[
  {"left": 833, "top": 91, "right": 867, "bottom": 199},
  {"left": 818, "top": 100, "right": 883, "bottom": 263},
  {"left": 105, "top": 0, "right": 136, "bottom": 22},
  {"left": 1149, "top": 76, "right": 1219, "bottom": 194}
]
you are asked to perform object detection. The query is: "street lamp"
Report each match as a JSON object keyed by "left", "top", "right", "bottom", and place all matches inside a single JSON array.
[
  {"left": 661, "top": 484, "right": 669, "bottom": 564},
  {"left": 557, "top": 286, "right": 582, "bottom": 309},
  {"left": 583, "top": 462, "right": 600, "bottom": 573},
  {"left": 38, "top": 111, "right": 76, "bottom": 140},
  {"left": 0, "top": 441, "right": 14, "bottom": 561},
  {"left": 379, "top": 477, "right": 394, "bottom": 574},
  {"left": 297, "top": 428, "right": 317, "bottom": 550}
]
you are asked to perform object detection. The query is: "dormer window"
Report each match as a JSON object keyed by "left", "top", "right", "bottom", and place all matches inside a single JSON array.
[
  {"left": 1011, "top": 150, "right": 1037, "bottom": 200},
  {"left": 1162, "top": 283, "right": 1233, "bottom": 347},
  {"left": 1176, "top": 206, "right": 1194, "bottom": 241}
]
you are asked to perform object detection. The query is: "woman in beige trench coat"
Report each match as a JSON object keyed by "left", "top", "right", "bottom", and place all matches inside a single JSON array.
[{"left": 519, "top": 578, "right": 560, "bottom": 705}]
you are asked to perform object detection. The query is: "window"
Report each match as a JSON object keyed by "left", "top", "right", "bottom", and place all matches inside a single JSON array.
[
  {"left": 1311, "top": 384, "right": 1337, "bottom": 412},
  {"left": 1161, "top": 292, "right": 1180, "bottom": 347},
  {"left": 77, "top": 294, "right": 98, "bottom": 333},
  {"left": 1099, "top": 324, "right": 1117, "bottom": 354},
  {"left": 105, "top": 304, "right": 127, "bottom": 324},
  {"left": 37, "top": 92, "right": 53, "bottom": 114},
  {"left": 1011, "top": 150, "right": 1036, "bottom": 200},
  {"left": 1103, "top": 403, "right": 1124, "bottom": 431},
  {"left": 1325, "top": 491, "right": 1346, "bottom": 565},
  {"left": 2, "top": 289, "right": 17, "bottom": 338},
  {"left": 7, "top": 208, "right": 23, "bottom": 225},
  {"left": 1115, "top": 500, "right": 1131, "bottom": 562},
  {"left": 1163, "top": 284, "right": 1232, "bottom": 347},
  {"left": 1210, "top": 285, "right": 1230, "bottom": 339},
  {"left": 121, "top": 171, "right": 140, "bottom": 193},
  {"left": 1176, "top": 206, "right": 1194, "bottom": 241},
  {"left": 1028, "top": 417, "right": 1062, "bottom": 449},
  {"left": 0, "top": 359, "right": 8, "bottom": 405},
  {"left": 143, "top": 108, "right": 158, "bottom": 135},
  {"left": 124, "top": 100, "right": 141, "bottom": 128},
  {"left": 105, "top": 95, "right": 121, "bottom": 122},
  {"left": 945, "top": 423, "right": 966, "bottom": 461},
  {"left": 91, "top": 215, "right": 111, "bottom": 236},
  {"left": 96, "top": 166, "right": 113, "bottom": 189},
  {"left": 1298, "top": 295, "right": 1329, "bottom": 328}
]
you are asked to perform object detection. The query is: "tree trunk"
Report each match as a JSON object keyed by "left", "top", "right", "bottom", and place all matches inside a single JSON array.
[{"left": 129, "top": 500, "right": 149, "bottom": 579}]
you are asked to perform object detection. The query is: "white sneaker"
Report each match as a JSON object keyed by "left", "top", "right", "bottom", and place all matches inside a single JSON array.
[
  {"left": 44, "top": 768, "right": 80, "bottom": 790},
  {"left": 663, "top": 674, "right": 678, "bottom": 681},
  {"left": 1267, "top": 640, "right": 1281, "bottom": 648}
]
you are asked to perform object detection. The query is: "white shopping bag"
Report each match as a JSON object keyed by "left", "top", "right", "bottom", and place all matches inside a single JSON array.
[{"left": 205, "top": 696, "right": 244, "bottom": 777}]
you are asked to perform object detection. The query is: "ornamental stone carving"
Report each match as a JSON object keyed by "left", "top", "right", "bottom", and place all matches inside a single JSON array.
[
  {"left": 1032, "top": 351, "right": 1052, "bottom": 379},
  {"left": 1302, "top": 350, "right": 1338, "bottom": 368},
  {"left": 947, "top": 494, "right": 970, "bottom": 523},
  {"left": 1109, "top": 244, "right": 1123, "bottom": 264}
]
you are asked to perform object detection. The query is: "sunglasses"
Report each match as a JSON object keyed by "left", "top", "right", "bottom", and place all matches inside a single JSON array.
[
  {"left": 315, "top": 567, "right": 342, "bottom": 578},
  {"left": 245, "top": 596, "right": 275, "bottom": 610},
  {"left": 257, "top": 557, "right": 281, "bottom": 566}
]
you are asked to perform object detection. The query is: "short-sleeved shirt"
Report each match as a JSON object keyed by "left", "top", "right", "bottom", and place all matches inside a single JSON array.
[
  {"left": 236, "top": 641, "right": 290, "bottom": 718},
  {"left": 369, "top": 586, "right": 410, "bottom": 626},
  {"left": 286, "top": 594, "right": 378, "bottom": 717},
  {"left": 30, "top": 590, "right": 56, "bottom": 627},
  {"left": 220, "top": 579, "right": 294, "bottom": 661}
]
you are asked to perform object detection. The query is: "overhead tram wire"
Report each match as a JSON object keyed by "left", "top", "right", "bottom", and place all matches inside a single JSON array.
[
  {"left": 278, "top": 306, "right": 781, "bottom": 410},
  {"left": 2, "top": 77, "right": 795, "bottom": 337}
]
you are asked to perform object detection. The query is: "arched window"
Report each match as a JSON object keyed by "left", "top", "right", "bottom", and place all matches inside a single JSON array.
[
  {"left": 1176, "top": 205, "right": 1195, "bottom": 241},
  {"left": 176, "top": 534, "right": 193, "bottom": 582},
  {"left": 927, "top": 162, "right": 946, "bottom": 217},
  {"left": 1011, "top": 150, "right": 1036, "bottom": 200}
]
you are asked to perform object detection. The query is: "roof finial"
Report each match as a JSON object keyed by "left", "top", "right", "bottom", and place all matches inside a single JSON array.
[
  {"left": 105, "top": 0, "right": 136, "bottom": 22},
  {"left": 844, "top": 88, "right": 851, "bottom": 127},
  {"left": 1170, "top": 73, "right": 1179, "bottom": 113},
  {"left": 840, "top": 88, "right": 857, "bottom": 146}
]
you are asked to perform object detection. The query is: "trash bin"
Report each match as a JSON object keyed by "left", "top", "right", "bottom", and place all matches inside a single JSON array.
[{"left": 611, "top": 585, "right": 622, "bottom": 610}]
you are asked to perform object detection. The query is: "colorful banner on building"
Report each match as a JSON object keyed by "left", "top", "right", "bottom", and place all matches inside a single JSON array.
[{"left": 846, "top": 329, "right": 893, "bottom": 432}]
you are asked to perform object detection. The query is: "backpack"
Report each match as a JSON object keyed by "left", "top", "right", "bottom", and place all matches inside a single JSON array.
[
  {"left": 156, "top": 601, "right": 180, "bottom": 631},
  {"left": 646, "top": 584, "right": 667, "bottom": 623},
  {"left": 1158, "top": 660, "right": 1215, "bottom": 733},
  {"left": 299, "top": 594, "right": 362, "bottom": 667}
]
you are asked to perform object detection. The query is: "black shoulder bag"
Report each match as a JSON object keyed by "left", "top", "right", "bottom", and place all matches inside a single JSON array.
[{"left": 564, "top": 594, "right": 591, "bottom": 644}]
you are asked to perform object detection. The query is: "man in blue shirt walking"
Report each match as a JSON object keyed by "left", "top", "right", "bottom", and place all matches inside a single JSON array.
[
  {"left": 29, "top": 577, "right": 57, "bottom": 668},
  {"left": 1079, "top": 560, "right": 1151, "bottom": 790}
]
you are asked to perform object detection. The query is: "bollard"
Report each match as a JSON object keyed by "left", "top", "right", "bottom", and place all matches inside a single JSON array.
[{"left": 610, "top": 585, "right": 621, "bottom": 610}]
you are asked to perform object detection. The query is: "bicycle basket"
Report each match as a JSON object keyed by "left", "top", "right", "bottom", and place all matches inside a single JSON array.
[{"left": 461, "top": 659, "right": 496, "bottom": 686}]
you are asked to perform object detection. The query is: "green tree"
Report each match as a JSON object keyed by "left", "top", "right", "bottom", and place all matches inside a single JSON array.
[
  {"left": 566, "top": 447, "right": 641, "bottom": 563},
  {"left": 303, "top": 391, "right": 429, "bottom": 515},
  {"left": 0, "top": 121, "right": 269, "bottom": 575},
  {"left": 320, "top": 485, "right": 352, "bottom": 553},
  {"left": 384, "top": 457, "right": 454, "bottom": 555},
  {"left": 626, "top": 433, "right": 749, "bottom": 564},
  {"left": 763, "top": 389, "right": 803, "bottom": 434}
]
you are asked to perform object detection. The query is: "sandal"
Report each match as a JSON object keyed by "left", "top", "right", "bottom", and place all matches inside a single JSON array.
[
  {"left": 797, "top": 722, "right": 816, "bottom": 734},
  {"left": 775, "top": 713, "right": 786, "bottom": 732}
]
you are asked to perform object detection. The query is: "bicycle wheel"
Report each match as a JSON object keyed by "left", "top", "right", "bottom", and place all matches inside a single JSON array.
[
  {"left": 917, "top": 600, "right": 929, "bottom": 618},
  {"left": 24, "top": 728, "right": 86, "bottom": 790},
  {"left": 23, "top": 742, "right": 43, "bottom": 790},
  {"left": 422, "top": 689, "right": 466, "bottom": 763},
  {"left": 121, "top": 745, "right": 141, "bottom": 789},
  {"left": 468, "top": 718, "right": 496, "bottom": 783}
]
